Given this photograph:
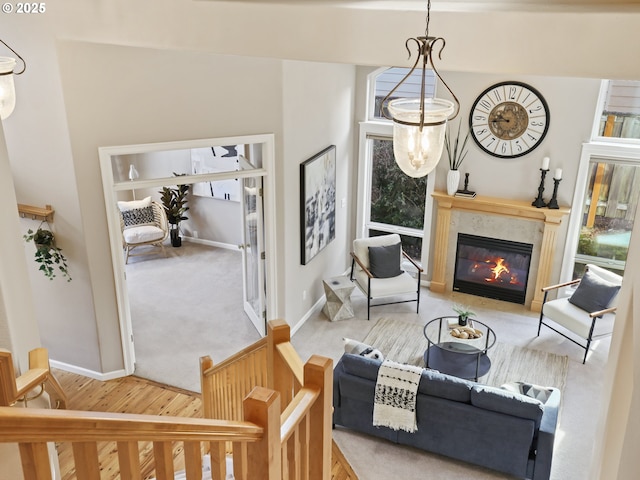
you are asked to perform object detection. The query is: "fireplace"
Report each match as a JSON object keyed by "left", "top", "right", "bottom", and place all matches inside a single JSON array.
[{"left": 453, "top": 234, "right": 533, "bottom": 304}]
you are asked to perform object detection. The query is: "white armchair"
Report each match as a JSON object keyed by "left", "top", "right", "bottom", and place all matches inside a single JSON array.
[
  {"left": 537, "top": 263, "right": 622, "bottom": 363},
  {"left": 118, "top": 198, "right": 169, "bottom": 264},
  {"left": 350, "top": 234, "right": 423, "bottom": 320}
]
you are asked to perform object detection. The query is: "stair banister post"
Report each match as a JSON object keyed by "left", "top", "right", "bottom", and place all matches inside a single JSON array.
[
  {"left": 243, "top": 386, "right": 281, "bottom": 479},
  {"left": 267, "top": 319, "right": 292, "bottom": 408},
  {"left": 304, "top": 355, "right": 333, "bottom": 480}
]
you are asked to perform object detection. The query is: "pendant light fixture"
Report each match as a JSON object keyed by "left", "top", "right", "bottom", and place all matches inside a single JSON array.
[
  {"left": 0, "top": 39, "right": 26, "bottom": 120},
  {"left": 381, "top": 0, "right": 459, "bottom": 178}
]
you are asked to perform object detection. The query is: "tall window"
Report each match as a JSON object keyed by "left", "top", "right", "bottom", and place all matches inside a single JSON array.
[
  {"left": 572, "top": 157, "right": 639, "bottom": 278},
  {"left": 357, "top": 67, "right": 437, "bottom": 270},
  {"left": 367, "top": 136, "right": 428, "bottom": 261},
  {"left": 565, "top": 80, "right": 640, "bottom": 280}
]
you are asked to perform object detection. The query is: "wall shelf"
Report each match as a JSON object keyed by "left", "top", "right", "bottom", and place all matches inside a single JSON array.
[{"left": 17, "top": 204, "right": 55, "bottom": 222}]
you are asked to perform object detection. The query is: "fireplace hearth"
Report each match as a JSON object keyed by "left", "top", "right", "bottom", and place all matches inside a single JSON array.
[{"left": 453, "top": 233, "right": 533, "bottom": 304}]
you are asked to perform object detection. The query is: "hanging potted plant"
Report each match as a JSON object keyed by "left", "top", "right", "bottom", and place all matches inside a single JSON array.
[
  {"left": 159, "top": 173, "right": 190, "bottom": 247},
  {"left": 444, "top": 120, "right": 470, "bottom": 195},
  {"left": 24, "top": 227, "right": 72, "bottom": 281}
]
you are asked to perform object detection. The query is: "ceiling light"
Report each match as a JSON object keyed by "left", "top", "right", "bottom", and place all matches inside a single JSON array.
[
  {"left": 381, "top": 0, "right": 459, "bottom": 178},
  {"left": 0, "top": 39, "right": 26, "bottom": 120}
]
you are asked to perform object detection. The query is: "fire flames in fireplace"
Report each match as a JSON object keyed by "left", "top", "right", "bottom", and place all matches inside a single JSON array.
[
  {"left": 471, "top": 257, "right": 523, "bottom": 286},
  {"left": 454, "top": 234, "right": 533, "bottom": 304}
]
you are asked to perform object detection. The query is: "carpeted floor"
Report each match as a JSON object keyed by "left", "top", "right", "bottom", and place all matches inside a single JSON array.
[
  {"left": 363, "top": 316, "right": 569, "bottom": 391},
  {"left": 121, "top": 246, "right": 609, "bottom": 479},
  {"left": 126, "top": 241, "right": 261, "bottom": 392},
  {"left": 291, "top": 288, "right": 611, "bottom": 480}
]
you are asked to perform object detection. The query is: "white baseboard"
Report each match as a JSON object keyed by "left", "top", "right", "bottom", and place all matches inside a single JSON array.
[
  {"left": 291, "top": 295, "right": 326, "bottom": 336},
  {"left": 291, "top": 268, "right": 353, "bottom": 336},
  {"left": 50, "top": 360, "right": 127, "bottom": 381},
  {"left": 183, "top": 236, "right": 238, "bottom": 251}
]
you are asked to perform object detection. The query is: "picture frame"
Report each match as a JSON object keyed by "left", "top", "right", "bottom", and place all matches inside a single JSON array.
[
  {"left": 190, "top": 145, "right": 243, "bottom": 202},
  {"left": 300, "top": 145, "right": 336, "bottom": 265}
]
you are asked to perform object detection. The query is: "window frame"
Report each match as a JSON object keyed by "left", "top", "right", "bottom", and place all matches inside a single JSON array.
[
  {"left": 356, "top": 120, "right": 435, "bottom": 280},
  {"left": 560, "top": 141, "right": 640, "bottom": 284},
  {"left": 590, "top": 80, "right": 640, "bottom": 145},
  {"left": 356, "top": 66, "right": 439, "bottom": 281}
]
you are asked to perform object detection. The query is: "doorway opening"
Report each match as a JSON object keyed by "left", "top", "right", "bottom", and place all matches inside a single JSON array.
[{"left": 98, "top": 134, "right": 277, "bottom": 380}]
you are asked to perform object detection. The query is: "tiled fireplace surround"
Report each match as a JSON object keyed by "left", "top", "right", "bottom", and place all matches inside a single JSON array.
[{"left": 430, "top": 192, "right": 571, "bottom": 312}]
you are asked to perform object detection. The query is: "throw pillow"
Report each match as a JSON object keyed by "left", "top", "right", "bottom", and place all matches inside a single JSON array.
[
  {"left": 368, "top": 243, "right": 403, "bottom": 278},
  {"left": 122, "top": 206, "right": 155, "bottom": 227},
  {"left": 117, "top": 196, "right": 152, "bottom": 212},
  {"left": 343, "top": 337, "right": 384, "bottom": 361},
  {"left": 501, "top": 381, "right": 555, "bottom": 403},
  {"left": 568, "top": 269, "right": 621, "bottom": 313}
]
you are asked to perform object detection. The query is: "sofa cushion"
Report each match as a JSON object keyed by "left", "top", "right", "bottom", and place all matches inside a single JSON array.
[
  {"left": 340, "top": 353, "right": 381, "bottom": 382},
  {"left": 368, "top": 243, "right": 403, "bottom": 278},
  {"left": 343, "top": 338, "right": 384, "bottom": 361},
  {"left": 471, "top": 385, "right": 544, "bottom": 427},
  {"left": 418, "top": 369, "right": 473, "bottom": 403},
  {"left": 501, "top": 381, "right": 555, "bottom": 403}
]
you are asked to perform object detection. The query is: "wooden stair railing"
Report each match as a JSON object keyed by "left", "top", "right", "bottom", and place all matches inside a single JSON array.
[
  {"left": 200, "top": 319, "right": 333, "bottom": 480},
  {"left": 0, "top": 399, "right": 267, "bottom": 480},
  {"left": 0, "top": 319, "right": 332, "bottom": 479},
  {"left": 0, "top": 347, "right": 67, "bottom": 409}
]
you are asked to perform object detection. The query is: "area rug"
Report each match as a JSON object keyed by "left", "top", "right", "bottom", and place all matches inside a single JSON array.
[{"left": 362, "top": 317, "right": 569, "bottom": 391}]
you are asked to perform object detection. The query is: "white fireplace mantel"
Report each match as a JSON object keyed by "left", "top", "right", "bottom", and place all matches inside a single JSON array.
[{"left": 430, "top": 191, "right": 571, "bottom": 312}]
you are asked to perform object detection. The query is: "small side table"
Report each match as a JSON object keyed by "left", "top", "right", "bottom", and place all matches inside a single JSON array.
[{"left": 322, "top": 276, "right": 355, "bottom": 321}]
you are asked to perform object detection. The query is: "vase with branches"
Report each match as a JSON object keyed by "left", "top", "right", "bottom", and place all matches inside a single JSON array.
[{"left": 444, "top": 120, "right": 471, "bottom": 195}]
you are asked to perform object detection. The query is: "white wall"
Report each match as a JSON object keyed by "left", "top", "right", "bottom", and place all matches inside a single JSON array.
[
  {"left": 429, "top": 72, "right": 601, "bottom": 282},
  {"left": 281, "top": 60, "right": 356, "bottom": 329},
  {"left": 53, "top": 41, "right": 284, "bottom": 373}
]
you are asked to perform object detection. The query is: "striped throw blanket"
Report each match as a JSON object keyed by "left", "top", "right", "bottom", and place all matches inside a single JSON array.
[{"left": 373, "top": 359, "right": 423, "bottom": 433}]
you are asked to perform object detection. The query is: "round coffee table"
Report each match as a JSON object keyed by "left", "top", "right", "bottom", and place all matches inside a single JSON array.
[{"left": 423, "top": 316, "right": 496, "bottom": 381}]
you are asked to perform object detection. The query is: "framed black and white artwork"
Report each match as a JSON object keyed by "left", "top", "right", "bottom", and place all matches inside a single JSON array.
[
  {"left": 300, "top": 145, "right": 336, "bottom": 265},
  {"left": 190, "top": 145, "right": 243, "bottom": 201}
]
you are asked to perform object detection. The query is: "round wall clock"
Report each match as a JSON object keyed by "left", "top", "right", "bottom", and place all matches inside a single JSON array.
[{"left": 469, "top": 81, "right": 550, "bottom": 159}]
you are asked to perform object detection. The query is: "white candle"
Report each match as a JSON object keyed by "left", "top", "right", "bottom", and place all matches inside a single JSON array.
[
  {"left": 555, "top": 168, "right": 563, "bottom": 180},
  {"left": 541, "top": 157, "right": 550, "bottom": 170}
]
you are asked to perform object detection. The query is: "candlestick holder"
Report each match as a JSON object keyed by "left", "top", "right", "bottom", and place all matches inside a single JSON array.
[
  {"left": 532, "top": 168, "right": 549, "bottom": 208},
  {"left": 547, "top": 178, "right": 561, "bottom": 209}
]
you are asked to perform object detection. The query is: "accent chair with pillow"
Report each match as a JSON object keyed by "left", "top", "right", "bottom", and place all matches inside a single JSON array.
[
  {"left": 118, "top": 197, "right": 169, "bottom": 264},
  {"left": 350, "top": 233, "right": 423, "bottom": 320},
  {"left": 537, "top": 263, "right": 622, "bottom": 363}
]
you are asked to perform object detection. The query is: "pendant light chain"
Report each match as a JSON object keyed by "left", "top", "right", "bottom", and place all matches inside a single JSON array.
[{"left": 425, "top": 0, "right": 431, "bottom": 38}]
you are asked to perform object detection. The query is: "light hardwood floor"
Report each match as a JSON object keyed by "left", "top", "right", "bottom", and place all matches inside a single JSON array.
[{"left": 53, "top": 369, "right": 357, "bottom": 480}]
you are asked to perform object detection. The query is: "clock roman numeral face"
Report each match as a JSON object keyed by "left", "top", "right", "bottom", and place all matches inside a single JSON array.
[{"left": 469, "top": 82, "right": 550, "bottom": 159}]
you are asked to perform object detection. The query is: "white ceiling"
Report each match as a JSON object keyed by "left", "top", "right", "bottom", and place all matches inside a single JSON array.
[{"left": 205, "top": 0, "right": 640, "bottom": 6}]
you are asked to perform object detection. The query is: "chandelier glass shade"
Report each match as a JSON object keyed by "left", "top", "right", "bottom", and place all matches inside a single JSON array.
[
  {"left": 387, "top": 97, "right": 454, "bottom": 178},
  {"left": 0, "top": 57, "right": 17, "bottom": 120},
  {"left": 381, "top": 0, "right": 459, "bottom": 178}
]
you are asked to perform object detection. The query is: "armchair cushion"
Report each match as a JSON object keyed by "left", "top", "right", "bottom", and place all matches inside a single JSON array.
[
  {"left": 568, "top": 269, "right": 621, "bottom": 313},
  {"left": 122, "top": 224, "right": 166, "bottom": 244},
  {"left": 117, "top": 196, "right": 151, "bottom": 211},
  {"left": 368, "top": 243, "right": 403, "bottom": 278},
  {"left": 121, "top": 206, "right": 155, "bottom": 227}
]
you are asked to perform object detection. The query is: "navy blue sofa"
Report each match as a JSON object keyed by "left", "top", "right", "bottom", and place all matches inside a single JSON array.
[{"left": 333, "top": 353, "right": 561, "bottom": 480}]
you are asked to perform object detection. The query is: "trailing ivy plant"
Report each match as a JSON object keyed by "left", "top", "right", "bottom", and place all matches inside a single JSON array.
[{"left": 24, "top": 227, "right": 72, "bottom": 281}]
